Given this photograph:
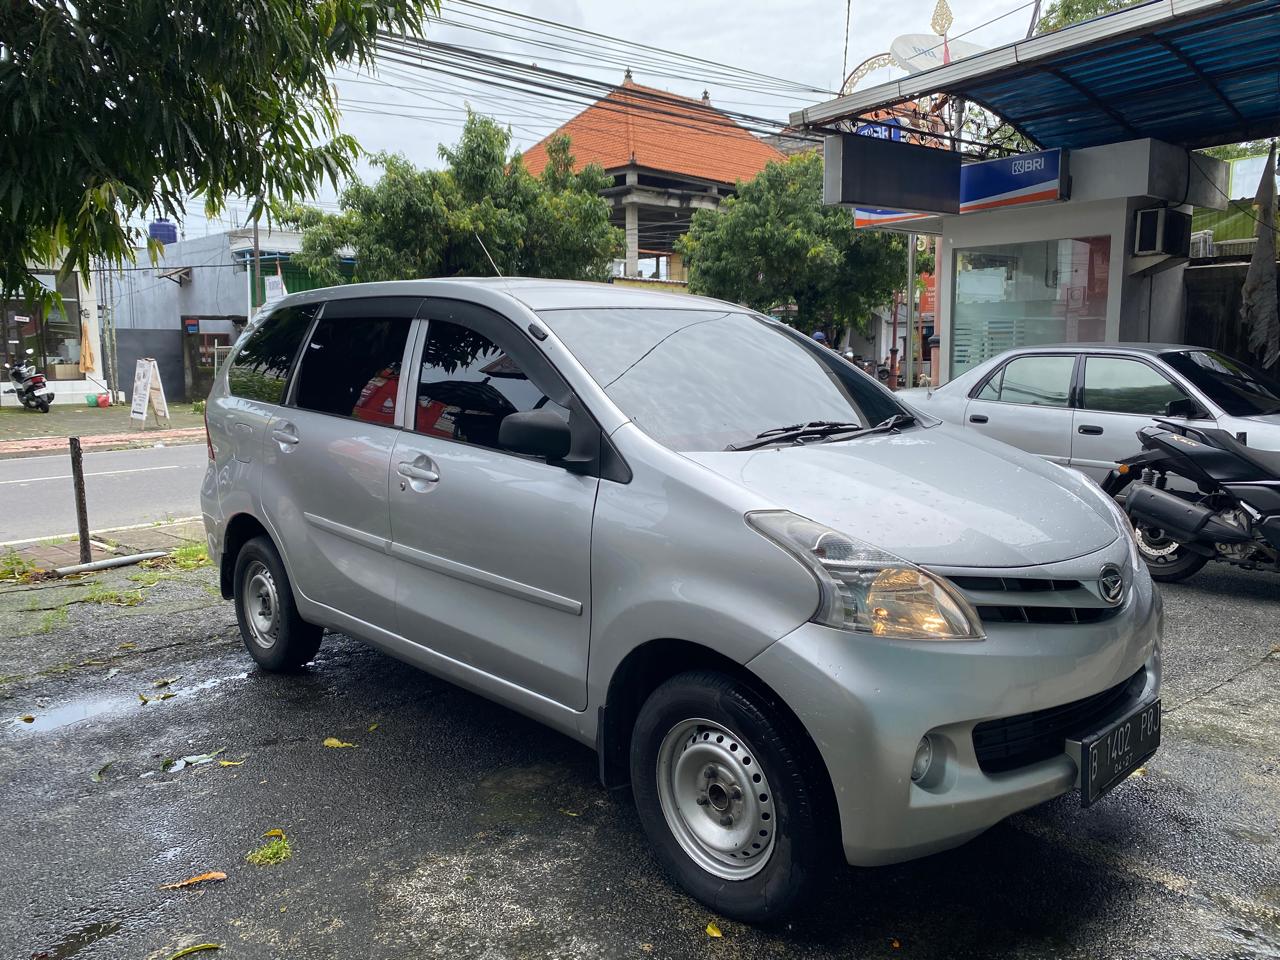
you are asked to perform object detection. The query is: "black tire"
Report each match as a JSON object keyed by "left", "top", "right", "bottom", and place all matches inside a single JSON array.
[
  {"left": 630, "top": 670, "right": 834, "bottom": 923},
  {"left": 233, "top": 535, "right": 322, "bottom": 670},
  {"left": 36, "top": 399, "right": 50, "bottom": 413},
  {"left": 1135, "top": 526, "right": 1209, "bottom": 582}
]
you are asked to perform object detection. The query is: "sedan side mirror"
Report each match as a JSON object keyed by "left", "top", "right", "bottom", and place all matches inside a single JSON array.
[
  {"left": 499, "top": 409, "right": 572, "bottom": 461},
  {"left": 1165, "top": 397, "right": 1201, "bottom": 419}
]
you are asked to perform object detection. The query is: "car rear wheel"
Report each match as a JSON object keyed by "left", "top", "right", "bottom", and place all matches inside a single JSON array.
[
  {"left": 233, "top": 536, "right": 322, "bottom": 670},
  {"left": 630, "top": 670, "right": 832, "bottom": 922},
  {"left": 1135, "top": 525, "right": 1209, "bottom": 582}
]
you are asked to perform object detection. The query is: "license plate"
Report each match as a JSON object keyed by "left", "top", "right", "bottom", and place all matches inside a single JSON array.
[{"left": 1074, "top": 698, "right": 1160, "bottom": 806}]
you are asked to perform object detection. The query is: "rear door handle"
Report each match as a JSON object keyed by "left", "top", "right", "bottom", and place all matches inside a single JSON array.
[
  {"left": 1077, "top": 424, "right": 1104, "bottom": 435},
  {"left": 271, "top": 426, "right": 299, "bottom": 445},
  {"left": 397, "top": 461, "right": 439, "bottom": 483},
  {"left": 969, "top": 414, "right": 988, "bottom": 424}
]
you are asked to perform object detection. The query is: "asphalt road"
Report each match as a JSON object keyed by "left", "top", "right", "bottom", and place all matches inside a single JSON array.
[
  {"left": 0, "top": 443, "right": 206, "bottom": 543},
  {"left": 0, "top": 563, "right": 1277, "bottom": 959}
]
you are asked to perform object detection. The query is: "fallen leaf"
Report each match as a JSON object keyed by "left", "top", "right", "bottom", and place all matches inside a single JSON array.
[
  {"left": 558, "top": 808, "right": 580, "bottom": 817},
  {"left": 263, "top": 828, "right": 286, "bottom": 839},
  {"left": 1129, "top": 766, "right": 1147, "bottom": 779},
  {"left": 153, "top": 676, "right": 181, "bottom": 688},
  {"left": 641, "top": 945, "right": 653, "bottom": 954},
  {"left": 367, "top": 723, "right": 378, "bottom": 732},
  {"left": 159, "top": 871, "right": 227, "bottom": 890},
  {"left": 705, "top": 922, "right": 723, "bottom": 938},
  {"left": 158, "top": 692, "right": 176, "bottom": 701},
  {"left": 118, "top": 642, "right": 136, "bottom": 650},
  {"left": 322, "top": 737, "right": 357, "bottom": 749},
  {"left": 139, "top": 693, "right": 152, "bottom": 705},
  {"left": 891, "top": 939, "right": 901, "bottom": 949},
  {"left": 19, "top": 715, "right": 35, "bottom": 723},
  {"left": 91, "top": 761, "right": 115, "bottom": 782},
  {"left": 167, "top": 945, "right": 220, "bottom": 959},
  {"left": 218, "top": 760, "right": 244, "bottom": 767}
]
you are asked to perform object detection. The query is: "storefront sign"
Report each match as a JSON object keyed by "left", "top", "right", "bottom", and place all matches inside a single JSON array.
[{"left": 855, "top": 148, "right": 1068, "bottom": 228}]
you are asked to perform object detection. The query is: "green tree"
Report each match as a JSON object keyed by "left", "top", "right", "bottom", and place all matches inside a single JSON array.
[
  {"left": 677, "top": 152, "right": 907, "bottom": 339},
  {"left": 284, "top": 114, "right": 621, "bottom": 282},
  {"left": 0, "top": 0, "right": 439, "bottom": 303}
]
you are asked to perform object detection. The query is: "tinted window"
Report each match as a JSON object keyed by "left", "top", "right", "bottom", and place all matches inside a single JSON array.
[
  {"left": 1082, "top": 357, "right": 1186, "bottom": 414},
  {"left": 292, "top": 300, "right": 413, "bottom": 422},
  {"left": 1161, "top": 350, "right": 1280, "bottom": 417},
  {"left": 414, "top": 318, "right": 563, "bottom": 450},
  {"left": 983, "top": 355, "right": 1074, "bottom": 406},
  {"left": 227, "top": 303, "right": 317, "bottom": 403},
  {"left": 537, "top": 308, "right": 905, "bottom": 452}
]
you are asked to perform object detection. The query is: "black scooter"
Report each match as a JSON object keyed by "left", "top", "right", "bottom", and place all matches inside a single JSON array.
[
  {"left": 1102, "top": 420, "right": 1280, "bottom": 582},
  {"left": 3, "top": 348, "right": 54, "bottom": 412}
]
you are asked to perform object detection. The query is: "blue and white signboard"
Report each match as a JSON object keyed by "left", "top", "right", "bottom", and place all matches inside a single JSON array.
[
  {"left": 855, "top": 117, "right": 903, "bottom": 141},
  {"left": 855, "top": 148, "right": 1068, "bottom": 229}
]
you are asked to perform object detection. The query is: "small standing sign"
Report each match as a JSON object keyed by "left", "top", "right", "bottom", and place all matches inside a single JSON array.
[{"left": 130, "top": 358, "right": 171, "bottom": 429}]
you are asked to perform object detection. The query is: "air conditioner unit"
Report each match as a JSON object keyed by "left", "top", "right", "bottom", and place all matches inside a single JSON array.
[{"left": 1133, "top": 207, "right": 1192, "bottom": 257}]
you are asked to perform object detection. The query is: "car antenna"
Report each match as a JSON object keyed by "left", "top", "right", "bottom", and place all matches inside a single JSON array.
[{"left": 473, "top": 231, "right": 504, "bottom": 278}]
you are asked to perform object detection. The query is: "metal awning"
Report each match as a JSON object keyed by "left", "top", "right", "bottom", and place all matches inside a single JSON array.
[{"left": 791, "top": 0, "right": 1280, "bottom": 150}]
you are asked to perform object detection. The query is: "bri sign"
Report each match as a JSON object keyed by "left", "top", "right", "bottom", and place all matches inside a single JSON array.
[{"left": 855, "top": 148, "right": 1068, "bottom": 229}]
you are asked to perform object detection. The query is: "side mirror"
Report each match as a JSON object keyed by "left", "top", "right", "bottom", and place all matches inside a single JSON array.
[
  {"left": 1165, "top": 397, "right": 1200, "bottom": 419},
  {"left": 499, "top": 409, "right": 572, "bottom": 461}
]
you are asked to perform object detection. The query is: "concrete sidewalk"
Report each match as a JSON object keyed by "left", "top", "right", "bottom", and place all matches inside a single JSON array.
[
  {"left": 0, "top": 402, "right": 206, "bottom": 458},
  {"left": 2, "top": 518, "right": 205, "bottom": 574}
]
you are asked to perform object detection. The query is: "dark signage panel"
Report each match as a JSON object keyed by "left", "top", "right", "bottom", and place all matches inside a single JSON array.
[{"left": 823, "top": 134, "right": 961, "bottom": 215}]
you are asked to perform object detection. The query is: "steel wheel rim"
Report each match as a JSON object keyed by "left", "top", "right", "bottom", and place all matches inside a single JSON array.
[
  {"left": 243, "top": 561, "right": 279, "bottom": 649},
  {"left": 655, "top": 718, "right": 777, "bottom": 880}
]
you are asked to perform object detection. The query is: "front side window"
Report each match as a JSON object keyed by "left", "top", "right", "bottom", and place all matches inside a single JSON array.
[
  {"left": 1082, "top": 357, "right": 1186, "bottom": 415},
  {"left": 951, "top": 236, "right": 1110, "bottom": 376},
  {"left": 227, "top": 303, "right": 318, "bottom": 404},
  {"left": 1160, "top": 350, "right": 1280, "bottom": 417},
  {"left": 537, "top": 308, "right": 906, "bottom": 452},
  {"left": 979, "top": 355, "right": 1075, "bottom": 407},
  {"left": 292, "top": 303, "right": 412, "bottom": 422}
]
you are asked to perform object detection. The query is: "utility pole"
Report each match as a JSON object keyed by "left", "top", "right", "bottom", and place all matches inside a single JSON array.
[
  {"left": 252, "top": 213, "right": 262, "bottom": 319},
  {"left": 903, "top": 233, "right": 916, "bottom": 389}
]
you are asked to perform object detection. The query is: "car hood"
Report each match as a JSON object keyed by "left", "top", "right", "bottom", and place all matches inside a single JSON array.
[{"left": 685, "top": 424, "right": 1118, "bottom": 568}]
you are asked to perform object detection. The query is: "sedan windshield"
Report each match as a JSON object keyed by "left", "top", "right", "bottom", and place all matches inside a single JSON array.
[
  {"left": 1161, "top": 350, "right": 1280, "bottom": 417},
  {"left": 537, "top": 308, "right": 908, "bottom": 451}
]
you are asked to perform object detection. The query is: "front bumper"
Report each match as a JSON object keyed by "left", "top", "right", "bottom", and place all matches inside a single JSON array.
[{"left": 747, "top": 547, "right": 1162, "bottom": 867}]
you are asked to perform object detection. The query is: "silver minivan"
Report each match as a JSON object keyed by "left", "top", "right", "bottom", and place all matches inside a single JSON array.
[{"left": 202, "top": 279, "right": 1162, "bottom": 920}]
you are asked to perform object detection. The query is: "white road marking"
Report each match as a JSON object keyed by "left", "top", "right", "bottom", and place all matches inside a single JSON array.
[{"left": 0, "top": 464, "right": 188, "bottom": 485}]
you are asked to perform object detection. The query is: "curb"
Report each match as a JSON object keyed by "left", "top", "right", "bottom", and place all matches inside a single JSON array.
[{"left": 0, "top": 429, "right": 205, "bottom": 460}]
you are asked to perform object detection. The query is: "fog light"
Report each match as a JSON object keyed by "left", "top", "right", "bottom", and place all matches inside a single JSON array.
[{"left": 911, "top": 736, "right": 934, "bottom": 783}]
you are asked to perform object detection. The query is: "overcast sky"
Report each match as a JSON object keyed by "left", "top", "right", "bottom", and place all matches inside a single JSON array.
[{"left": 179, "top": 0, "right": 1036, "bottom": 236}]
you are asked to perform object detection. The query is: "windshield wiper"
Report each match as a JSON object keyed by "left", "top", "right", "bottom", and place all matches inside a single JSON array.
[{"left": 725, "top": 420, "right": 864, "bottom": 451}]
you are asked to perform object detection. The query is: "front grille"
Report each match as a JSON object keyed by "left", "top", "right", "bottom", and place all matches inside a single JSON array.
[
  {"left": 949, "top": 575, "right": 1122, "bottom": 627},
  {"left": 972, "top": 668, "right": 1147, "bottom": 774}
]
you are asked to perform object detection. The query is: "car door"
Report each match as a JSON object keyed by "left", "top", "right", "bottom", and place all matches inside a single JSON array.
[
  {"left": 1070, "top": 354, "right": 1208, "bottom": 480},
  {"left": 388, "top": 298, "right": 597, "bottom": 710},
  {"left": 962, "top": 353, "right": 1077, "bottom": 463},
  {"left": 259, "top": 296, "right": 419, "bottom": 633}
]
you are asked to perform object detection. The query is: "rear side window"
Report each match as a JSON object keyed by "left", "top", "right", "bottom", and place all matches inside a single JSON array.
[
  {"left": 979, "top": 355, "right": 1074, "bottom": 407},
  {"left": 227, "top": 303, "right": 317, "bottom": 403},
  {"left": 292, "top": 298, "right": 415, "bottom": 422},
  {"left": 1082, "top": 357, "right": 1186, "bottom": 415}
]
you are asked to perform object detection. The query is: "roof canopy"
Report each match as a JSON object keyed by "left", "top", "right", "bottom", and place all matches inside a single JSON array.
[
  {"left": 521, "top": 79, "right": 783, "bottom": 186},
  {"left": 791, "top": 0, "right": 1280, "bottom": 151}
]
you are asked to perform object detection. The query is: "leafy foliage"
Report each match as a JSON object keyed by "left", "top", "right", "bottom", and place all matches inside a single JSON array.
[
  {"left": 284, "top": 114, "right": 621, "bottom": 283},
  {"left": 0, "top": 0, "right": 439, "bottom": 304},
  {"left": 677, "top": 152, "right": 907, "bottom": 338},
  {"left": 1036, "top": 0, "right": 1141, "bottom": 34}
]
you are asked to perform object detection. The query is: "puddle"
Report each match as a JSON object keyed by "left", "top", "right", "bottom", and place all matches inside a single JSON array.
[
  {"left": 33, "top": 920, "right": 122, "bottom": 960},
  {"left": 7, "top": 696, "right": 120, "bottom": 734}
]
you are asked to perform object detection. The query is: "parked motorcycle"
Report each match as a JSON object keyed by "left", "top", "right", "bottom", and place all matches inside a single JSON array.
[
  {"left": 1102, "top": 420, "right": 1280, "bottom": 582},
  {"left": 3, "top": 348, "right": 54, "bottom": 412}
]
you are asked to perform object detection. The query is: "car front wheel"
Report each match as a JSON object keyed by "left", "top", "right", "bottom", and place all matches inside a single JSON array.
[{"left": 630, "top": 670, "right": 833, "bottom": 922}]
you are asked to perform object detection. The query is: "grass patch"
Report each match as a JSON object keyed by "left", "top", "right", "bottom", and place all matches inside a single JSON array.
[
  {"left": 128, "top": 569, "right": 174, "bottom": 587},
  {"left": 141, "top": 543, "right": 209, "bottom": 573},
  {"left": 245, "top": 836, "right": 292, "bottom": 866},
  {"left": 39, "top": 606, "right": 70, "bottom": 632},
  {"left": 1, "top": 551, "right": 41, "bottom": 583},
  {"left": 83, "top": 585, "right": 145, "bottom": 607}
]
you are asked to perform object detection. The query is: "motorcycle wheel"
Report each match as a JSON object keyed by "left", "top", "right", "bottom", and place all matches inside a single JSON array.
[{"left": 1135, "top": 525, "right": 1209, "bottom": 582}]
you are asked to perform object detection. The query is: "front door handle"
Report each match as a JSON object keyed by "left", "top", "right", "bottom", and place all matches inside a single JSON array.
[
  {"left": 1077, "top": 424, "right": 1104, "bottom": 435},
  {"left": 969, "top": 414, "right": 988, "bottom": 424},
  {"left": 271, "top": 425, "right": 299, "bottom": 445},
  {"left": 397, "top": 461, "right": 439, "bottom": 483}
]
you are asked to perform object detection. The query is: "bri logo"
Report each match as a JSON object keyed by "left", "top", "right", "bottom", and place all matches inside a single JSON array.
[{"left": 1011, "top": 156, "right": 1046, "bottom": 175}]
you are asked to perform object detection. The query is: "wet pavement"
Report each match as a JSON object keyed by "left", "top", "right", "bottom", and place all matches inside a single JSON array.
[{"left": 0, "top": 562, "right": 1277, "bottom": 959}]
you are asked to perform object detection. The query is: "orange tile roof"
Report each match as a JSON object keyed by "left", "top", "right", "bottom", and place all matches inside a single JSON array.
[{"left": 519, "top": 80, "right": 783, "bottom": 187}]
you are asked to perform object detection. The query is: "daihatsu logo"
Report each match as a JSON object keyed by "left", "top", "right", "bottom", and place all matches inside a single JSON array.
[
  {"left": 1099, "top": 564, "right": 1125, "bottom": 605},
  {"left": 1011, "top": 156, "right": 1045, "bottom": 175}
]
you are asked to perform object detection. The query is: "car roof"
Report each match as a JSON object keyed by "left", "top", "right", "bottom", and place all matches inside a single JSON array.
[{"left": 270, "top": 277, "right": 745, "bottom": 316}]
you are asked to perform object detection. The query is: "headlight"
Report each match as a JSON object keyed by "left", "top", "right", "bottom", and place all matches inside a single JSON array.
[{"left": 747, "top": 511, "right": 983, "bottom": 641}]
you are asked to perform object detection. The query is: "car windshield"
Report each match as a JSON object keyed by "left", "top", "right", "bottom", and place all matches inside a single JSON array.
[
  {"left": 1161, "top": 350, "right": 1280, "bottom": 417},
  {"left": 537, "top": 307, "right": 908, "bottom": 451}
]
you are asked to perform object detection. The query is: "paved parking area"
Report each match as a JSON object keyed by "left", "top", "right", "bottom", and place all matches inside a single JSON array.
[{"left": 1, "top": 563, "right": 1277, "bottom": 959}]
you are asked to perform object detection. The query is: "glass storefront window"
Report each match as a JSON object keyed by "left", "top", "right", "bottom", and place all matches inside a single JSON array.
[
  {"left": 0, "top": 273, "right": 84, "bottom": 381},
  {"left": 951, "top": 236, "right": 1110, "bottom": 376}
]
